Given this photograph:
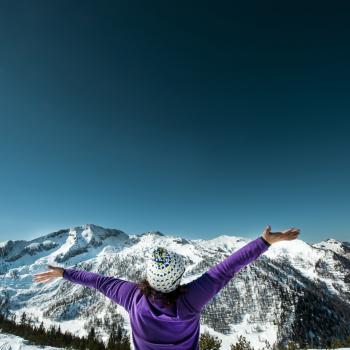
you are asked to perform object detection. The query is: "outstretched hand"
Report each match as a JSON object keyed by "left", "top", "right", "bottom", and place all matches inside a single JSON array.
[
  {"left": 33, "top": 265, "right": 64, "bottom": 284},
  {"left": 262, "top": 225, "right": 300, "bottom": 245}
]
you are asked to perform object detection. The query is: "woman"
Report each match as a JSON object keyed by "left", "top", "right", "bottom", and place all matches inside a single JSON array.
[{"left": 33, "top": 225, "right": 300, "bottom": 350}]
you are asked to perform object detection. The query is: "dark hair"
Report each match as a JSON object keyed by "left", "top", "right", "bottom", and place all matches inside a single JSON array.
[{"left": 137, "top": 278, "right": 188, "bottom": 307}]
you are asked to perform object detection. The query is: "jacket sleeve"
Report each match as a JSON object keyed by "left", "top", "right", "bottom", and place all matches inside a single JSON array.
[
  {"left": 182, "top": 236, "right": 270, "bottom": 314},
  {"left": 62, "top": 269, "right": 138, "bottom": 312}
]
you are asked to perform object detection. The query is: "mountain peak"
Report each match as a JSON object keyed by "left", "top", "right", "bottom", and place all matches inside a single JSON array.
[
  {"left": 312, "top": 237, "right": 350, "bottom": 257},
  {"left": 65, "top": 224, "right": 129, "bottom": 247},
  {"left": 0, "top": 224, "right": 130, "bottom": 270},
  {"left": 137, "top": 230, "right": 165, "bottom": 237},
  {"left": 324, "top": 238, "right": 340, "bottom": 243},
  {"left": 79, "top": 223, "right": 106, "bottom": 231}
]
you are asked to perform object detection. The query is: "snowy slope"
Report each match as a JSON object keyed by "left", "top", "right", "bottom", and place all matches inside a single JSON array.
[
  {"left": 1, "top": 224, "right": 350, "bottom": 350},
  {"left": 312, "top": 238, "right": 350, "bottom": 259},
  {"left": 0, "top": 332, "right": 63, "bottom": 349}
]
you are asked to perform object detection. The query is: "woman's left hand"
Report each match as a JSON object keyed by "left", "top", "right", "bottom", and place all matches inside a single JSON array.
[
  {"left": 33, "top": 265, "right": 64, "bottom": 283},
  {"left": 262, "top": 225, "right": 300, "bottom": 245}
]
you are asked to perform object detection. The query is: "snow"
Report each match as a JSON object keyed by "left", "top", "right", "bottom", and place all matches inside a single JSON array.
[
  {"left": 312, "top": 238, "right": 348, "bottom": 255},
  {"left": 0, "top": 332, "right": 63, "bottom": 349},
  {"left": 25, "top": 243, "right": 40, "bottom": 251},
  {"left": 200, "top": 313, "right": 280, "bottom": 350},
  {"left": 1, "top": 331, "right": 349, "bottom": 350},
  {"left": 0, "top": 240, "right": 10, "bottom": 248},
  {"left": 264, "top": 239, "right": 323, "bottom": 278},
  {"left": 196, "top": 234, "right": 247, "bottom": 252}
]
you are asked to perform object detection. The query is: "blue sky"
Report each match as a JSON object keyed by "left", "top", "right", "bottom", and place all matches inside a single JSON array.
[{"left": 0, "top": 1, "right": 349, "bottom": 243}]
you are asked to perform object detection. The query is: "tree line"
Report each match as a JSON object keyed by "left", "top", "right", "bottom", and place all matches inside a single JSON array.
[
  {"left": 199, "top": 330, "right": 350, "bottom": 350},
  {"left": 0, "top": 311, "right": 130, "bottom": 349},
  {"left": 1, "top": 310, "right": 349, "bottom": 349}
]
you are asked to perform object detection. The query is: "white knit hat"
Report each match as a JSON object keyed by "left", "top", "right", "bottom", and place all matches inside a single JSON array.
[{"left": 144, "top": 246, "right": 186, "bottom": 293}]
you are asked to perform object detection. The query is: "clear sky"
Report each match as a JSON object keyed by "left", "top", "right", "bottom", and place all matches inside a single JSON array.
[{"left": 0, "top": 1, "right": 349, "bottom": 244}]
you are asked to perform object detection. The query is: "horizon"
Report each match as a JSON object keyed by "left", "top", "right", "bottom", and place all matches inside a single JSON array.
[{"left": 0, "top": 222, "right": 346, "bottom": 246}]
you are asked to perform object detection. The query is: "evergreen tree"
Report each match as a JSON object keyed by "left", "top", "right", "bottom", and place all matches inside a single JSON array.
[
  {"left": 86, "top": 326, "right": 105, "bottom": 350},
  {"left": 346, "top": 335, "right": 350, "bottom": 347},
  {"left": 261, "top": 339, "right": 273, "bottom": 350},
  {"left": 230, "top": 335, "right": 254, "bottom": 350},
  {"left": 116, "top": 324, "right": 123, "bottom": 342},
  {"left": 199, "top": 330, "right": 222, "bottom": 350},
  {"left": 330, "top": 337, "right": 347, "bottom": 349},
  {"left": 107, "top": 324, "right": 118, "bottom": 350},
  {"left": 286, "top": 340, "right": 298, "bottom": 350},
  {"left": 20, "top": 311, "right": 27, "bottom": 326},
  {"left": 87, "top": 326, "right": 97, "bottom": 349}
]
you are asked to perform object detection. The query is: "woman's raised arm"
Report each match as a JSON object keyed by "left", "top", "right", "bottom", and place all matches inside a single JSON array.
[
  {"left": 33, "top": 265, "right": 138, "bottom": 312},
  {"left": 181, "top": 225, "right": 300, "bottom": 314}
]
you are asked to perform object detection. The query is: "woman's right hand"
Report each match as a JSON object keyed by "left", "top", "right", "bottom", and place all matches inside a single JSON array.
[
  {"left": 33, "top": 265, "right": 64, "bottom": 283},
  {"left": 262, "top": 225, "right": 300, "bottom": 245}
]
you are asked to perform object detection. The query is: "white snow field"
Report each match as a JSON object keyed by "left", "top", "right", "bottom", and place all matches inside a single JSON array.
[{"left": 0, "top": 331, "right": 63, "bottom": 349}]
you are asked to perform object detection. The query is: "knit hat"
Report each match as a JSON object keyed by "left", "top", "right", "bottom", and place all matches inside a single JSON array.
[{"left": 144, "top": 246, "right": 186, "bottom": 293}]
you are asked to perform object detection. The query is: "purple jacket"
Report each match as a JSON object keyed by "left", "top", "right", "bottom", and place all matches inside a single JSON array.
[{"left": 63, "top": 236, "right": 270, "bottom": 350}]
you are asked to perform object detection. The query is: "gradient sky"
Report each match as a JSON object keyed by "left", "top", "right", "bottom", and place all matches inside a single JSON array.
[{"left": 0, "top": 1, "right": 349, "bottom": 244}]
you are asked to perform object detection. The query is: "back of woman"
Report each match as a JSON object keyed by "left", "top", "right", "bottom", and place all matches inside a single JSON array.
[{"left": 129, "top": 287, "right": 202, "bottom": 349}]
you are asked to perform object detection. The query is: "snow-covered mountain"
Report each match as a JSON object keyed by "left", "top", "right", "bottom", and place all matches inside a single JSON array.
[
  {"left": 1, "top": 224, "right": 349, "bottom": 350},
  {"left": 312, "top": 238, "right": 350, "bottom": 260}
]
